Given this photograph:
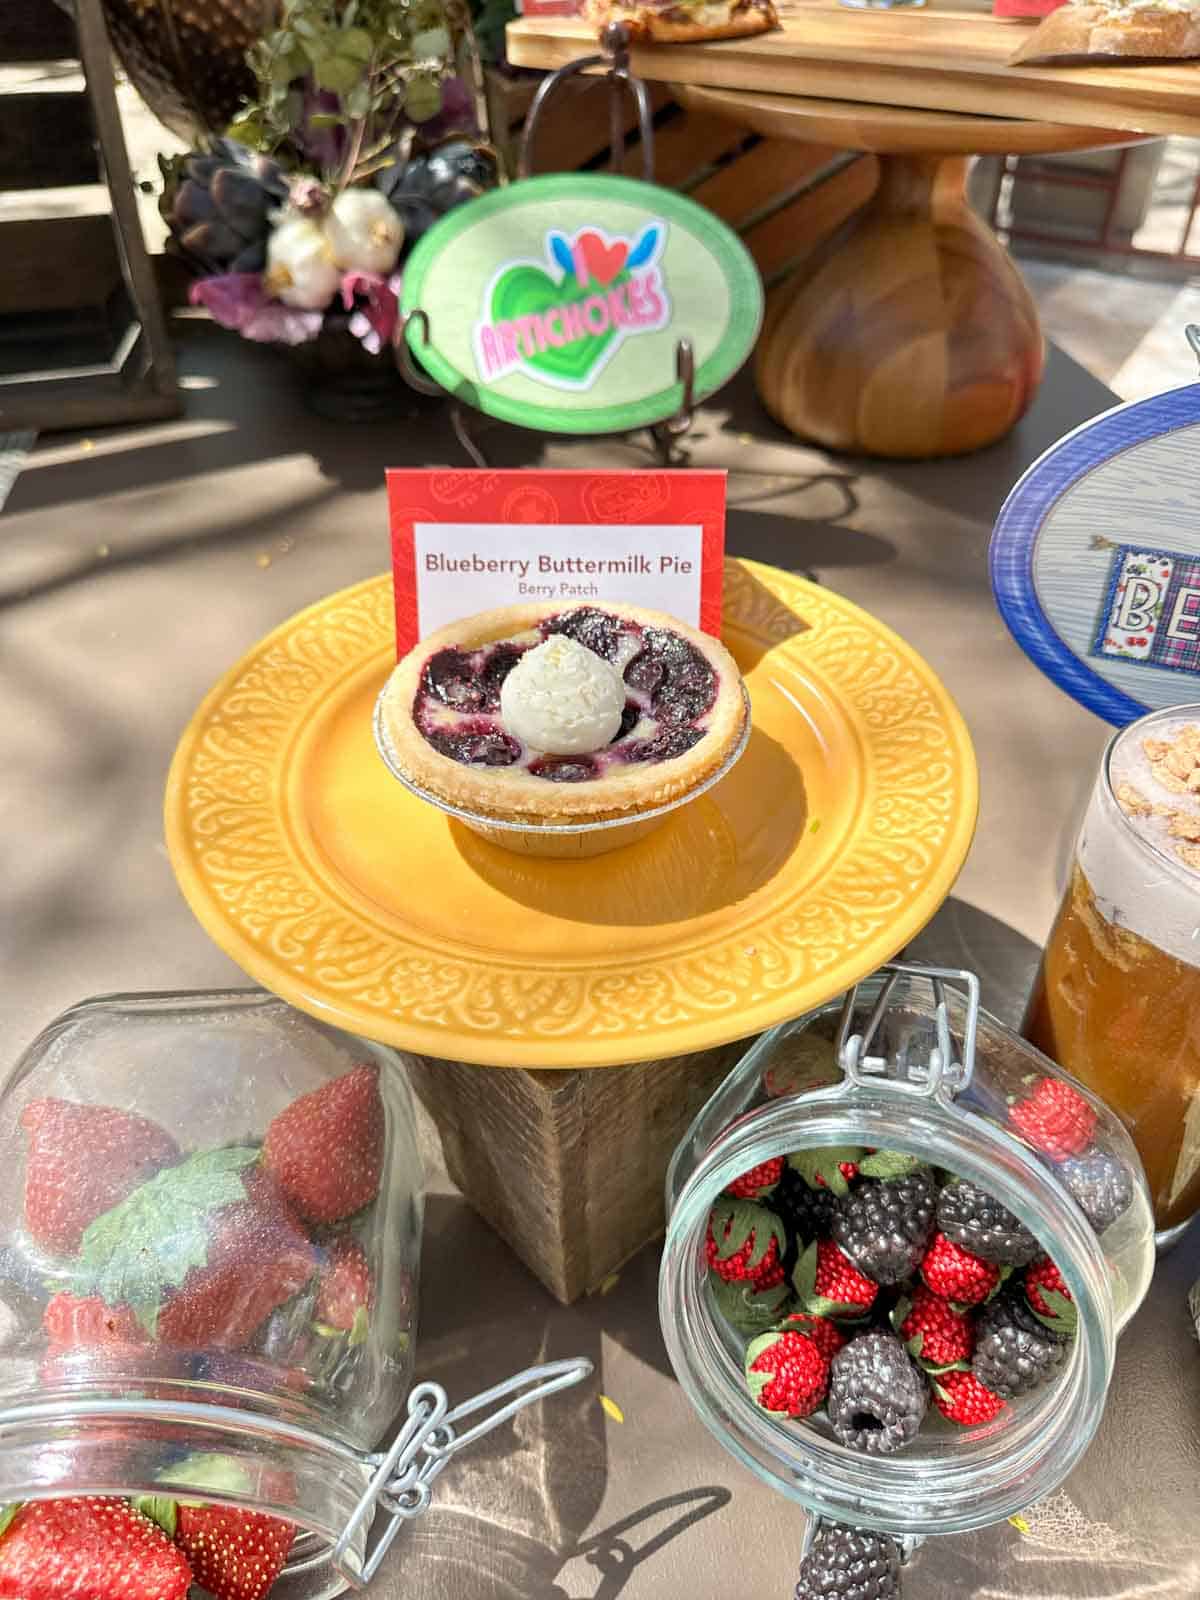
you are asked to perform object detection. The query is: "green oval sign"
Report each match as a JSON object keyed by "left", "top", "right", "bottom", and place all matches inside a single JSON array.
[{"left": 400, "top": 172, "right": 763, "bottom": 434}]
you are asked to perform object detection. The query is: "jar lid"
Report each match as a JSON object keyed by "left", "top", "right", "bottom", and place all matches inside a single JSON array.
[
  {"left": 991, "top": 335, "right": 1200, "bottom": 727},
  {"left": 660, "top": 964, "right": 1156, "bottom": 1536}
]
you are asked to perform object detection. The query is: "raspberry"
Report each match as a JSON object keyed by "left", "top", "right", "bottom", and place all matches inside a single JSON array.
[
  {"left": 1058, "top": 1149, "right": 1134, "bottom": 1234},
  {"left": 806, "top": 1237, "right": 879, "bottom": 1316},
  {"left": 899, "top": 1283, "right": 974, "bottom": 1367},
  {"left": 776, "top": 1311, "right": 846, "bottom": 1363},
  {"left": 833, "top": 1169, "right": 937, "bottom": 1285},
  {"left": 921, "top": 1233, "right": 1000, "bottom": 1306},
  {"left": 972, "top": 1292, "right": 1066, "bottom": 1398},
  {"left": 795, "top": 1523, "right": 901, "bottom": 1600},
  {"left": 932, "top": 1368, "right": 1006, "bottom": 1425},
  {"left": 935, "top": 1179, "right": 1040, "bottom": 1267},
  {"left": 725, "top": 1158, "right": 784, "bottom": 1200},
  {"left": 772, "top": 1164, "right": 838, "bottom": 1248},
  {"left": 745, "top": 1329, "right": 830, "bottom": 1418},
  {"left": 1009, "top": 1077, "right": 1097, "bottom": 1160},
  {"left": 826, "top": 1332, "right": 928, "bottom": 1454},
  {"left": 706, "top": 1199, "right": 787, "bottom": 1290}
]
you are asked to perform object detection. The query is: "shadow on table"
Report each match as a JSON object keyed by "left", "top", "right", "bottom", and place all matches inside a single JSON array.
[
  {"left": 867, "top": 343, "right": 1119, "bottom": 526},
  {"left": 387, "top": 1192, "right": 711, "bottom": 1599}
]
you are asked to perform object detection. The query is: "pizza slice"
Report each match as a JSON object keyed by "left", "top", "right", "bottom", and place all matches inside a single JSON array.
[
  {"left": 1011, "top": 0, "right": 1200, "bottom": 61},
  {"left": 584, "top": 0, "right": 780, "bottom": 44}
]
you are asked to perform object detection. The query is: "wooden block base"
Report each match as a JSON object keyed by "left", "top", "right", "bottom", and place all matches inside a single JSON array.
[{"left": 404, "top": 1041, "right": 749, "bottom": 1303}]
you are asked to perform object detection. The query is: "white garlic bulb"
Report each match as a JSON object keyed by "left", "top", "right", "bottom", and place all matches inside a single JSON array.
[
  {"left": 324, "top": 189, "right": 405, "bottom": 276},
  {"left": 264, "top": 211, "right": 341, "bottom": 310}
]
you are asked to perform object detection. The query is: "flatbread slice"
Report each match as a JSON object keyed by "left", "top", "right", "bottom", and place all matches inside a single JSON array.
[
  {"left": 584, "top": 0, "right": 780, "bottom": 44},
  {"left": 1011, "top": 1, "right": 1200, "bottom": 61}
]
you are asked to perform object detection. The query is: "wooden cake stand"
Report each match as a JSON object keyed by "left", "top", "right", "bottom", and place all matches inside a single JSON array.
[{"left": 671, "top": 87, "right": 1138, "bottom": 458}]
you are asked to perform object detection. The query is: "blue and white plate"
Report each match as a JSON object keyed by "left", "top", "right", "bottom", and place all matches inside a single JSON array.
[{"left": 991, "top": 379, "right": 1200, "bottom": 726}]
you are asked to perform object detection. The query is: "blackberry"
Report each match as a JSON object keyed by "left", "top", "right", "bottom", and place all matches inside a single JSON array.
[
  {"left": 833, "top": 1170, "right": 936, "bottom": 1286},
  {"left": 826, "top": 1332, "right": 928, "bottom": 1455},
  {"left": 774, "top": 1163, "right": 838, "bottom": 1255},
  {"left": 795, "top": 1523, "right": 902, "bottom": 1600},
  {"left": 935, "top": 1179, "right": 1040, "bottom": 1267},
  {"left": 1058, "top": 1150, "right": 1134, "bottom": 1235},
  {"left": 972, "top": 1291, "right": 1066, "bottom": 1398}
]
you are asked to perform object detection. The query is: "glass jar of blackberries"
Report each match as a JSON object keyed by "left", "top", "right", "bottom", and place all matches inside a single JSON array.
[
  {"left": 660, "top": 962, "right": 1155, "bottom": 1566},
  {"left": 0, "top": 990, "right": 590, "bottom": 1600}
]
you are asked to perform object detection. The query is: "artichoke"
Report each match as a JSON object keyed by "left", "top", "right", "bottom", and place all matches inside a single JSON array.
[
  {"left": 160, "top": 138, "right": 290, "bottom": 276},
  {"left": 376, "top": 137, "right": 502, "bottom": 246}
]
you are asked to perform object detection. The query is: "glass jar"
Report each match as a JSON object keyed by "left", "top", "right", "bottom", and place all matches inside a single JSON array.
[
  {"left": 0, "top": 990, "right": 590, "bottom": 1598},
  {"left": 660, "top": 964, "right": 1155, "bottom": 1539},
  {"left": 1024, "top": 704, "right": 1200, "bottom": 1238}
]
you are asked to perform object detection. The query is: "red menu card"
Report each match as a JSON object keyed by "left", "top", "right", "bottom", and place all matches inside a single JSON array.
[{"left": 387, "top": 469, "right": 727, "bottom": 657}]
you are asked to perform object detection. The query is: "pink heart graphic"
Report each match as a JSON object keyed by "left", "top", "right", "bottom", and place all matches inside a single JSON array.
[{"left": 578, "top": 231, "right": 628, "bottom": 286}]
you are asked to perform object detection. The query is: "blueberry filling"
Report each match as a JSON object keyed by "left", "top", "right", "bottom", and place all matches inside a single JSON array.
[
  {"left": 424, "top": 725, "right": 521, "bottom": 766},
  {"left": 413, "top": 607, "right": 723, "bottom": 780},
  {"left": 544, "top": 606, "right": 622, "bottom": 661},
  {"left": 528, "top": 756, "right": 598, "bottom": 782}
]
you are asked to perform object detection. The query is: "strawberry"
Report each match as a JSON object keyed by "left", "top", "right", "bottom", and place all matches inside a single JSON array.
[
  {"left": 815, "top": 1162, "right": 860, "bottom": 1189},
  {"left": 263, "top": 1065, "right": 383, "bottom": 1225},
  {"left": 775, "top": 1311, "right": 845, "bottom": 1363},
  {"left": 707, "top": 1275, "right": 792, "bottom": 1334},
  {"left": 43, "top": 1294, "right": 147, "bottom": 1348},
  {"left": 745, "top": 1329, "right": 830, "bottom": 1418},
  {"left": 67, "top": 1147, "right": 317, "bottom": 1349},
  {"left": 793, "top": 1237, "right": 878, "bottom": 1317},
  {"left": 787, "top": 1147, "right": 864, "bottom": 1199},
  {"left": 899, "top": 1284, "right": 974, "bottom": 1367},
  {"left": 21, "top": 1099, "right": 179, "bottom": 1255},
  {"left": 705, "top": 1199, "right": 787, "bottom": 1289},
  {"left": 158, "top": 1169, "right": 317, "bottom": 1349},
  {"left": 724, "top": 1158, "right": 784, "bottom": 1200},
  {"left": 931, "top": 1368, "right": 1006, "bottom": 1425},
  {"left": 1009, "top": 1077, "right": 1096, "bottom": 1161},
  {"left": 315, "top": 1239, "right": 374, "bottom": 1338},
  {"left": 0, "top": 1496, "right": 191, "bottom": 1600},
  {"left": 174, "top": 1505, "right": 294, "bottom": 1600},
  {"left": 920, "top": 1234, "right": 1000, "bottom": 1307},
  {"left": 1024, "top": 1256, "right": 1071, "bottom": 1318},
  {"left": 1023, "top": 1256, "right": 1077, "bottom": 1337}
]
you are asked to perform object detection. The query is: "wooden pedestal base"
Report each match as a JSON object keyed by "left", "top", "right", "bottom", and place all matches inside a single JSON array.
[
  {"left": 755, "top": 154, "right": 1045, "bottom": 460},
  {"left": 405, "top": 1040, "right": 749, "bottom": 1304}
]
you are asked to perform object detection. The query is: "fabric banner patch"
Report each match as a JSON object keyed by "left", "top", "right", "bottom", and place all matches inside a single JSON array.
[{"left": 1092, "top": 543, "right": 1200, "bottom": 676}]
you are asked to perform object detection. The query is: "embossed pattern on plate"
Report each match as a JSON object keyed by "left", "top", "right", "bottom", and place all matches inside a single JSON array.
[{"left": 164, "top": 559, "right": 978, "bottom": 1067}]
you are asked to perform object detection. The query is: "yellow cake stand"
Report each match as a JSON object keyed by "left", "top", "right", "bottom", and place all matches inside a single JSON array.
[{"left": 165, "top": 558, "right": 977, "bottom": 1069}]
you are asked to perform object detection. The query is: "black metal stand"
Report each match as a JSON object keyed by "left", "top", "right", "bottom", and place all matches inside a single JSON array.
[{"left": 392, "top": 24, "right": 697, "bottom": 468}]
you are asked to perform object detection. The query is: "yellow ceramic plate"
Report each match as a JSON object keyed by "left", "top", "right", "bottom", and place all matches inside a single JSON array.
[{"left": 165, "top": 560, "right": 977, "bottom": 1068}]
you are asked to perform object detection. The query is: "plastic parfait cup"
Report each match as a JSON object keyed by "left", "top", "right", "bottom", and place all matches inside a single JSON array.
[{"left": 1025, "top": 705, "right": 1200, "bottom": 1242}]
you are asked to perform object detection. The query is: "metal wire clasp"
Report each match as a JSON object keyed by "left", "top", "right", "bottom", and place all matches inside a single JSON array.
[
  {"left": 834, "top": 962, "right": 980, "bottom": 1102},
  {"left": 332, "top": 1356, "right": 593, "bottom": 1586},
  {"left": 1188, "top": 324, "right": 1200, "bottom": 371}
]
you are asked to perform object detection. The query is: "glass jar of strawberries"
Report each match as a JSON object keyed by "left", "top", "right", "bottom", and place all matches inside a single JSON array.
[
  {"left": 660, "top": 963, "right": 1155, "bottom": 1594},
  {"left": 0, "top": 990, "right": 590, "bottom": 1600}
]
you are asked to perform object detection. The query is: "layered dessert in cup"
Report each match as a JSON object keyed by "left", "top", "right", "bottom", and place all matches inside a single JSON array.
[
  {"left": 1025, "top": 707, "right": 1200, "bottom": 1242},
  {"left": 375, "top": 602, "right": 750, "bottom": 858}
]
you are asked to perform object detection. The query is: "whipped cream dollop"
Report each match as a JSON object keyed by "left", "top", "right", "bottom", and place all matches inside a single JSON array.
[{"left": 499, "top": 634, "right": 625, "bottom": 755}]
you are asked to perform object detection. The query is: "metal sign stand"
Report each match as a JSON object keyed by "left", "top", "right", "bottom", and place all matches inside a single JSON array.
[{"left": 393, "top": 24, "right": 696, "bottom": 468}]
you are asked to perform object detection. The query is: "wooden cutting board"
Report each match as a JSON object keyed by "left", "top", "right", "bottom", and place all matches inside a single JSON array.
[{"left": 507, "top": 2, "right": 1200, "bottom": 140}]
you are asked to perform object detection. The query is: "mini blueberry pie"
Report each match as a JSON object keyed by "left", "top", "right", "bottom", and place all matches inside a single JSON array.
[{"left": 378, "top": 602, "right": 749, "bottom": 825}]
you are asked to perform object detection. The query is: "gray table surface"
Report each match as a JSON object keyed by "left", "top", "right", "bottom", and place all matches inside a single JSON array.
[{"left": 2, "top": 325, "right": 1198, "bottom": 1598}]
